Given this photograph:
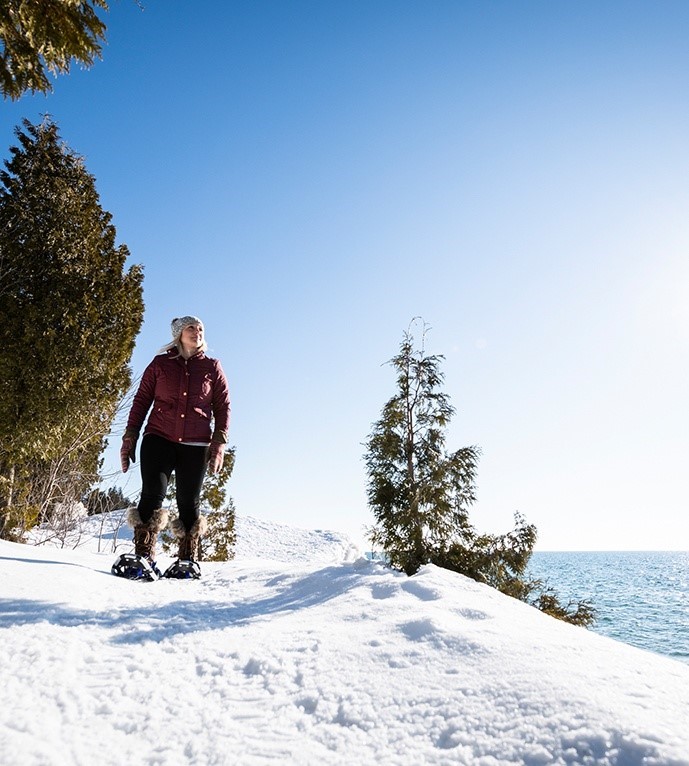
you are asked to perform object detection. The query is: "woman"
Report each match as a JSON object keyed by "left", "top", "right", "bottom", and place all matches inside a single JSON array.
[{"left": 119, "top": 315, "right": 231, "bottom": 575}]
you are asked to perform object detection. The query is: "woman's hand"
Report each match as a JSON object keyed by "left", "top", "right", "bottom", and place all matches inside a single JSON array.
[
  {"left": 120, "top": 431, "right": 137, "bottom": 473},
  {"left": 208, "top": 443, "right": 224, "bottom": 474}
]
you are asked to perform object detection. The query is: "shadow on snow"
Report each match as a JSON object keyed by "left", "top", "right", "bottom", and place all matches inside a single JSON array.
[{"left": 0, "top": 562, "right": 376, "bottom": 644}]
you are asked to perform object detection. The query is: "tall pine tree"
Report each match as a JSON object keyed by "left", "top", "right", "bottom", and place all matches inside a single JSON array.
[
  {"left": 0, "top": 117, "right": 144, "bottom": 538},
  {"left": 0, "top": 1, "right": 109, "bottom": 99}
]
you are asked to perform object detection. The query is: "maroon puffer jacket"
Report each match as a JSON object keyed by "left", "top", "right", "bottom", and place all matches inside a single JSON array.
[{"left": 126, "top": 349, "right": 231, "bottom": 445}]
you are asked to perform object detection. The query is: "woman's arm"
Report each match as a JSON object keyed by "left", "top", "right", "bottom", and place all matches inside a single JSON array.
[{"left": 210, "top": 359, "right": 231, "bottom": 444}]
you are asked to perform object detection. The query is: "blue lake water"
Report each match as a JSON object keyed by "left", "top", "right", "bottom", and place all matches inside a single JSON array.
[{"left": 529, "top": 551, "right": 689, "bottom": 665}]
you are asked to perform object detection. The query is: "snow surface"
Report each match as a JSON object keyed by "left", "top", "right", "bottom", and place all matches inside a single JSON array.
[{"left": 2, "top": 512, "right": 689, "bottom": 766}]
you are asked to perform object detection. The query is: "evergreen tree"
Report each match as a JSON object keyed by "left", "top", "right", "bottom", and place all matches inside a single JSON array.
[
  {"left": 365, "top": 323, "right": 480, "bottom": 575},
  {"left": 0, "top": 0, "right": 109, "bottom": 100},
  {"left": 162, "top": 447, "right": 237, "bottom": 562},
  {"left": 199, "top": 447, "right": 237, "bottom": 562},
  {"left": 365, "top": 324, "right": 595, "bottom": 627},
  {"left": 0, "top": 117, "right": 144, "bottom": 538}
]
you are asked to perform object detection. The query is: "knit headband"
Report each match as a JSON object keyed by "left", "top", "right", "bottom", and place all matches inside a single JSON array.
[{"left": 171, "top": 315, "right": 204, "bottom": 339}]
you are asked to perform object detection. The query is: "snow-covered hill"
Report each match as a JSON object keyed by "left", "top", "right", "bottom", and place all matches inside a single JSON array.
[{"left": 2, "top": 513, "right": 688, "bottom": 765}]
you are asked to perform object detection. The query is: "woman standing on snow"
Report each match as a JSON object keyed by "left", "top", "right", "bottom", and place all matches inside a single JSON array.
[{"left": 119, "top": 316, "right": 231, "bottom": 575}]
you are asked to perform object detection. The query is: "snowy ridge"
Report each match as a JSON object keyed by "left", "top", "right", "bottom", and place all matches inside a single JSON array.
[
  {"left": 2, "top": 516, "right": 689, "bottom": 765},
  {"left": 234, "top": 515, "right": 359, "bottom": 564},
  {"left": 23, "top": 509, "right": 358, "bottom": 566}
]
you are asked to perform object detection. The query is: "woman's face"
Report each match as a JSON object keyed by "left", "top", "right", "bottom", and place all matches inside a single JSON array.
[{"left": 180, "top": 323, "right": 204, "bottom": 350}]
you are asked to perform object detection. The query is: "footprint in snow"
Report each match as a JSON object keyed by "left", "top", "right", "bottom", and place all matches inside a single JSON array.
[
  {"left": 370, "top": 582, "right": 399, "bottom": 600},
  {"left": 401, "top": 580, "right": 442, "bottom": 601}
]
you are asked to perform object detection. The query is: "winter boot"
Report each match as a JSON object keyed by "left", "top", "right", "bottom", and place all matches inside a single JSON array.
[
  {"left": 129, "top": 507, "right": 169, "bottom": 561},
  {"left": 111, "top": 507, "right": 168, "bottom": 581},
  {"left": 172, "top": 515, "right": 208, "bottom": 561},
  {"left": 163, "top": 515, "right": 207, "bottom": 579}
]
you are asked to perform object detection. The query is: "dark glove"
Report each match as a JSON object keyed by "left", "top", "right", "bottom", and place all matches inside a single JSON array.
[
  {"left": 208, "top": 443, "right": 224, "bottom": 474},
  {"left": 120, "top": 430, "right": 138, "bottom": 473}
]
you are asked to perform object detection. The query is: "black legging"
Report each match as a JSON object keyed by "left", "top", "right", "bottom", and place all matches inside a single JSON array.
[{"left": 137, "top": 434, "right": 208, "bottom": 532}]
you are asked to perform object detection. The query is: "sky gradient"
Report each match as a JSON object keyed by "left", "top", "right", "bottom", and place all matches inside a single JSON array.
[{"left": 3, "top": 1, "right": 689, "bottom": 550}]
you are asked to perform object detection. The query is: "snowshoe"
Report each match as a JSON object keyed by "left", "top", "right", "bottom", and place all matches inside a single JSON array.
[
  {"left": 111, "top": 553, "right": 161, "bottom": 581},
  {"left": 162, "top": 559, "right": 202, "bottom": 580}
]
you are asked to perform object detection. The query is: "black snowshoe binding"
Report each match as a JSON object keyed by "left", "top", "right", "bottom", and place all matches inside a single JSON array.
[
  {"left": 111, "top": 553, "right": 161, "bottom": 581},
  {"left": 162, "top": 559, "right": 202, "bottom": 580}
]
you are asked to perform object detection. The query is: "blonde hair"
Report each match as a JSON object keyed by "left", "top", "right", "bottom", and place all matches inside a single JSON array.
[{"left": 158, "top": 340, "right": 209, "bottom": 356}]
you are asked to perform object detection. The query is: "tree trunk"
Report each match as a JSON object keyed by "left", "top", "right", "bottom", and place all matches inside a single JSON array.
[{"left": 0, "top": 462, "right": 15, "bottom": 538}]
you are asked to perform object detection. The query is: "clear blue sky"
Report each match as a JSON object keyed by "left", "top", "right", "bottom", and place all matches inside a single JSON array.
[{"left": 3, "top": 1, "right": 689, "bottom": 550}]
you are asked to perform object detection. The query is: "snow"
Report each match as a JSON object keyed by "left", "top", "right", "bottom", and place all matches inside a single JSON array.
[{"left": 2, "top": 513, "right": 688, "bottom": 765}]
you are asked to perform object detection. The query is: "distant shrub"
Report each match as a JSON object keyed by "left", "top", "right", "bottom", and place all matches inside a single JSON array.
[
  {"left": 527, "top": 588, "right": 596, "bottom": 628},
  {"left": 200, "top": 498, "right": 237, "bottom": 562},
  {"left": 84, "top": 486, "right": 132, "bottom": 515}
]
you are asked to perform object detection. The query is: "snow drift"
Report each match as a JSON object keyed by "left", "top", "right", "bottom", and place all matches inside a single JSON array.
[{"left": 1, "top": 512, "right": 688, "bottom": 765}]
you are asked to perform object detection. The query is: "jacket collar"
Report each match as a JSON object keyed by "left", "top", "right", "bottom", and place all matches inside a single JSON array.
[{"left": 167, "top": 348, "right": 206, "bottom": 362}]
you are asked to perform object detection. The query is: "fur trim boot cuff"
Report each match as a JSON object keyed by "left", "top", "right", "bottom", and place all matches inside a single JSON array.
[
  {"left": 171, "top": 515, "right": 208, "bottom": 538},
  {"left": 128, "top": 506, "right": 169, "bottom": 532}
]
